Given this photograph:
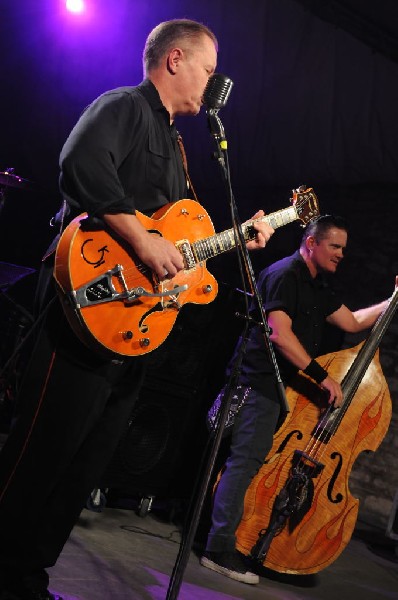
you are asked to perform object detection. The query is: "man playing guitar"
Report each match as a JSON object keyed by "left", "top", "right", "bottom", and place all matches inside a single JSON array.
[{"left": 0, "top": 19, "right": 273, "bottom": 600}]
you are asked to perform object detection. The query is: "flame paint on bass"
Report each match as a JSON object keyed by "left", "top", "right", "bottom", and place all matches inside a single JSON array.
[{"left": 234, "top": 288, "right": 398, "bottom": 574}]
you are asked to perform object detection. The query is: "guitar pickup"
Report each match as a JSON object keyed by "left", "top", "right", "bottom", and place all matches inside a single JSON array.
[{"left": 176, "top": 240, "right": 196, "bottom": 269}]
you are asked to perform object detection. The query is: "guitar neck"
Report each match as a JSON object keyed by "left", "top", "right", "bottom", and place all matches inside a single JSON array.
[{"left": 192, "top": 205, "right": 298, "bottom": 262}]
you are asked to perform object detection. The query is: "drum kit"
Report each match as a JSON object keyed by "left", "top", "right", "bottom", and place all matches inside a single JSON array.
[{"left": 0, "top": 169, "right": 33, "bottom": 191}]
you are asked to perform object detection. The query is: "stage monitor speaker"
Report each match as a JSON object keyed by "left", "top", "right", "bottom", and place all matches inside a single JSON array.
[
  {"left": 100, "top": 381, "right": 205, "bottom": 499},
  {"left": 100, "top": 283, "right": 248, "bottom": 501}
]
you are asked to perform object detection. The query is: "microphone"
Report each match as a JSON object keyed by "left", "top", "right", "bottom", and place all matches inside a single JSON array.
[{"left": 203, "top": 73, "right": 234, "bottom": 111}]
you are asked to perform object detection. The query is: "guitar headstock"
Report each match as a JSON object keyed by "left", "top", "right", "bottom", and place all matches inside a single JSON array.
[{"left": 291, "top": 185, "right": 320, "bottom": 227}]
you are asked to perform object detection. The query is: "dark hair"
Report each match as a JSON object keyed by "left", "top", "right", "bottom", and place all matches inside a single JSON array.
[
  {"left": 143, "top": 19, "right": 218, "bottom": 75},
  {"left": 300, "top": 214, "right": 348, "bottom": 247}
]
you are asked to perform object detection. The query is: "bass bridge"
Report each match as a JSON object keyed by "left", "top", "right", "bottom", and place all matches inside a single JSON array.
[{"left": 250, "top": 450, "right": 324, "bottom": 564}]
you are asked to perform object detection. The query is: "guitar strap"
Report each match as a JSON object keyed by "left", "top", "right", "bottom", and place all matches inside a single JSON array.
[{"left": 177, "top": 134, "right": 198, "bottom": 201}]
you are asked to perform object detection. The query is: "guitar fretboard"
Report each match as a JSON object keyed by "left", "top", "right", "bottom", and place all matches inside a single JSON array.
[{"left": 192, "top": 205, "right": 298, "bottom": 262}]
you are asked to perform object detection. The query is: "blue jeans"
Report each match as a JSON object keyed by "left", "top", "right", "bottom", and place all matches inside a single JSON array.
[{"left": 206, "top": 380, "right": 281, "bottom": 553}]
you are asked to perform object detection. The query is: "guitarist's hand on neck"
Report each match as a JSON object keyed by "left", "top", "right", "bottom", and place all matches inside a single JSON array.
[{"left": 245, "top": 210, "right": 275, "bottom": 250}]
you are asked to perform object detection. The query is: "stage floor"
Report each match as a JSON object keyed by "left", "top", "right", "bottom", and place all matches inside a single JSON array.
[{"left": 45, "top": 498, "right": 398, "bottom": 600}]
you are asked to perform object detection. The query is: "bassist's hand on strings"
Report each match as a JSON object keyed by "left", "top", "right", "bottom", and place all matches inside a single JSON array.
[{"left": 320, "top": 374, "right": 343, "bottom": 408}]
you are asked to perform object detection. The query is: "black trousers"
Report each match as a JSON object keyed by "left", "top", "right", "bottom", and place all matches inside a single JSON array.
[{"left": 0, "top": 276, "right": 146, "bottom": 581}]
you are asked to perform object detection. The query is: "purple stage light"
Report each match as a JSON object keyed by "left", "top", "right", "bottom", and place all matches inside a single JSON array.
[{"left": 66, "top": 0, "right": 85, "bottom": 14}]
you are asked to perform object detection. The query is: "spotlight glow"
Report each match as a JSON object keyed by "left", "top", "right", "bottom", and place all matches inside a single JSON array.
[{"left": 66, "top": 0, "right": 85, "bottom": 14}]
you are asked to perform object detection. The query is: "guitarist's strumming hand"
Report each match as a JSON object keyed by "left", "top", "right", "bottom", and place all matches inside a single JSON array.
[
  {"left": 245, "top": 210, "right": 275, "bottom": 250},
  {"left": 102, "top": 212, "right": 184, "bottom": 280},
  {"left": 135, "top": 233, "right": 185, "bottom": 280}
]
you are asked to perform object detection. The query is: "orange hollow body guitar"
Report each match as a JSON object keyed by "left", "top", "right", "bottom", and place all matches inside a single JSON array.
[{"left": 54, "top": 189, "right": 319, "bottom": 358}]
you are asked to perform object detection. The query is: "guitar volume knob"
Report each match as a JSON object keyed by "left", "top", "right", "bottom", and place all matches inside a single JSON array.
[
  {"left": 122, "top": 330, "right": 133, "bottom": 340},
  {"left": 139, "top": 338, "right": 150, "bottom": 348},
  {"left": 202, "top": 284, "right": 213, "bottom": 294}
]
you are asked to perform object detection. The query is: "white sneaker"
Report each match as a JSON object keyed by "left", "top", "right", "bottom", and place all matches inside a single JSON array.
[{"left": 200, "top": 550, "right": 259, "bottom": 585}]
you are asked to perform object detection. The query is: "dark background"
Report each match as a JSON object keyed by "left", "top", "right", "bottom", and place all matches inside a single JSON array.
[
  {"left": 1, "top": 0, "right": 398, "bottom": 306},
  {"left": 1, "top": 0, "right": 398, "bottom": 521}
]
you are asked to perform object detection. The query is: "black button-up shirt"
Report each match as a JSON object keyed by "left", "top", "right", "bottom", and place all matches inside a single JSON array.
[{"left": 59, "top": 79, "right": 188, "bottom": 219}]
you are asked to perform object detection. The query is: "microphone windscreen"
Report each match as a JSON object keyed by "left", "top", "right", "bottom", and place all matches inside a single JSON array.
[{"left": 203, "top": 73, "right": 234, "bottom": 109}]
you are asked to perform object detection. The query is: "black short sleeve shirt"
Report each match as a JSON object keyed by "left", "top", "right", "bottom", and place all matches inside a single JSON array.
[{"left": 237, "top": 250, "right": 343, "bottom": 389}]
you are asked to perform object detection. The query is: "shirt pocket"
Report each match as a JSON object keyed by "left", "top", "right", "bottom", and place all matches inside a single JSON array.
[{"left": 146, "top": 129, "right": 171, "bottom": 188}]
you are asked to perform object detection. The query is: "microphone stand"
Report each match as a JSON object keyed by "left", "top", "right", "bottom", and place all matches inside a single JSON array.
[
  {"left": 165, "top": 109, "right": 288, "bottom": 600},
  {"left": 205, "top": 110, "right": 288, "bottom": 408}
]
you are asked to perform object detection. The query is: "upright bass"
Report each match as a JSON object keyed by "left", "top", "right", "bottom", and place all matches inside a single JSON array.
[{"left": 235, "top": 287, "right": 398, "bottom": 575}]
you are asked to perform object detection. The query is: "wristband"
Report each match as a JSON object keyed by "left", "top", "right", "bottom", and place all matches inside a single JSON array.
[{"left": 303, "top": 359, "right": 328, "bottom": 384}]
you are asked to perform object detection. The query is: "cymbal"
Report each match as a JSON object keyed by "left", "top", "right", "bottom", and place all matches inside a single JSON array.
[{"left": 0, "top": 171, "right": 33, "bottom": 190}]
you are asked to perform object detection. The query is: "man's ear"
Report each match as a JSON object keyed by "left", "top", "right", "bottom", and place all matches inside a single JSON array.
[
  {"left": 167, "top": 48, "right": 183, "bottom": 75},
  {"left": 306, "top": 235, "right": 316, "bottom": 251}
]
